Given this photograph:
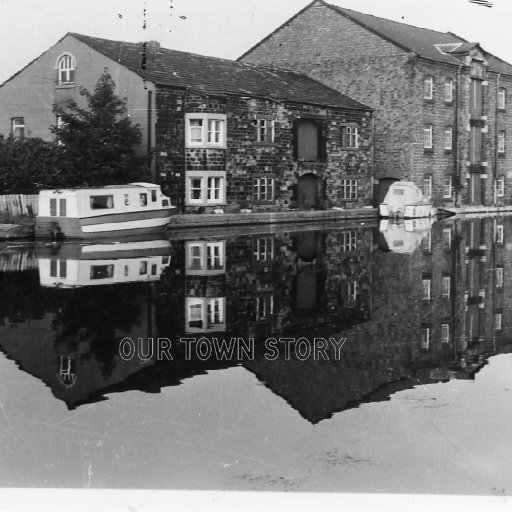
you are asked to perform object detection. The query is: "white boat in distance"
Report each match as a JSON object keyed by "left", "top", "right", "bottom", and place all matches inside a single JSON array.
[
  {"left": 379, "top": 181, "right": 437, "bottom": 219},
  {"left": 35, "top": 183, "right": 175, "bottom": 239}
]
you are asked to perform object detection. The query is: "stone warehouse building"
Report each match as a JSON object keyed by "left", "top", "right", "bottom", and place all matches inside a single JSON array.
[
  {"left": 240, "top": 0, "right": 512, "bottom": 209},
  {"left": 0, "top": 33, "right": 373, "bottom": 213}
]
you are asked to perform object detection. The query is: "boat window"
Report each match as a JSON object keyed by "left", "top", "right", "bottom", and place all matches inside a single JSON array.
[
  {"left": 140, "top": 193, "right": 148, "bottom": 206},
  {"left": 393, "top": 189, "right": 405, "bottom": 195},
  {"left": 151, "top": 190, "right": 157, "bottom": 202},
  {"left": 59, "top": 198, "right": 67, "bottom": 217},
  {"left": 50, "top": 198, "right": 57, "bottom": 216},
  {"left": 124, "top": 194, "right": 129, "bottom": 206},
  {"left": 162, "top": 199, "right": 169, "bottom": 207},
  {"left": 151, "top": 264, "right": 157, "bottom": 275},
  {"left": 90, "top": 265, "right": 114, "bottom": 280},
  {"left": 139, "top": 261, "right": 147, "bottom": 275},
  {"left": 90, "top": 195, "right": 114, "bottom": 209}
]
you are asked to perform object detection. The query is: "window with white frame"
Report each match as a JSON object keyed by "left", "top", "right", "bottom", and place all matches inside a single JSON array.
[
  {"left": 423, "top": 174, "right": 433, "bottom": 199},
  {"left": 424, "top": 124, "right": 433, "bottom": 149},
  {"left": 424, "top": 76, "right": 434, "bottom": 99},
  {"left": 495, "top": 223, "right": 504, "bottom": 244},
  {"left": 442, "top": 276, "right": 451, "bottom": 298},
  {"left": 185, "top": 113, "right": 227, "bottom": 148},
  {"left": 341, "top": 230, "right": 357, "bottom": 251},
  {"left": 441, "top": 323, "right": 450, "bottom": 343},
  {"left": 253, "top": 177, "right": 275, "bottom": 202},
  {"left": 56, "top": 54, "right": 76, "bottom": 85},
  {"left": 495, "top": 175, "right": 505, "bottom": 197},
  {"left": 186, "top": 241, "right": 226, "bottom": 273},
  {"left": 445, "top": 78, "right": 454, "bottom": 102},
  {"left": 341, "top": 179, "right": 358, "bottom": 200},
  {"left": 422, "top": 278, "right": 431, "bottom": 301},
  {"left": 186, "top": 172, "right": 226, "bottom": 205},
  {"left": 496, "top": 266, "right": 504, "bottom": 289},
  {"left": 254, "top": 118, "right": 275, "bottom": 143},
  {"left": 342, "top": 281, "right": 358, "bottom": 306},
  {"left": 185, "top": 297, "right": 226, "bottom": 333},
  {"left": 443, "top": 175, "right": 453, "bottom": 199},
  {"left": 11, "top": 117, "right": 25, "bottom": 139},
  {"left": 421, "top": 327, "right": 430, "bottom": 350},
  {"left": 495, "top": 312, "right": 502, "bottom": 332},
  {"left": 444, "top": 126, "right": 453, "bottom": 150},
  {"left": 341, "top": 125, "right": 359, "bottom": 148},
  {"left": 253, "top": 237, "right": 274, "bottom": 262},
  {"left": 498, "top": 131, "right": 506, "bottom": 153},
  {"left": 498, "top": 87, "right": 506, "bottom": 110}
]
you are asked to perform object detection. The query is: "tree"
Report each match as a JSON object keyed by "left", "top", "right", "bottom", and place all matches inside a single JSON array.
[{"left": 51, "top": 71, "right": 145, "bottom": 186}]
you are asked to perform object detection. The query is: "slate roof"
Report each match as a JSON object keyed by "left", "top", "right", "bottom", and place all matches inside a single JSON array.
[
  {"left": 326, "top": 3, "right": 512, "bottom": 75},
  {"left": 239, "top": 0, "right": 512, "bottom": 76},
  {"left": 66, "top": 33, "right": 369, "bottom": 110}
]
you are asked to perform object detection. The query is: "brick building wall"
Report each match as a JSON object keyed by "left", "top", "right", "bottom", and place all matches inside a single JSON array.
[
  {"left": 154, "top": 87, "right": 373, "bottom": 214},
  {"left": 240, "top": 1, "right": 512, "bottom": 208}
]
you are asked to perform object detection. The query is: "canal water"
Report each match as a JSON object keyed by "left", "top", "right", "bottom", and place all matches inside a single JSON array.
[{"left": 1, "top": 215, "right": 512, "bottom": 494}]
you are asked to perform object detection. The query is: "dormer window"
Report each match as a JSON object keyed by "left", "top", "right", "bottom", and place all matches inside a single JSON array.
[{"left": 56, "top": 54, "right": 76, "bottom": 85}]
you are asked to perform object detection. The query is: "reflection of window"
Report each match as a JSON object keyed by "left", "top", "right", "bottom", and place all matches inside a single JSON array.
[
  {"left": 422, "top": 278, "right": 431, "bottom": 301},
  {"left": 342, "top": 281, "right": 358, "bottom": 307},
  {"left": 496, "top": 267, "right": 504, "bottom": 289},
  {"left": 151, "top": 189, "right": 157, "bottom": 202},
  {"left": 253, "top": 237, "right": 274, "bottom": 262},
  {"left": 442, "top": 276, "right": 451, "bottom": 298},
  {"left": 495, "top": 313, "right": 502, "bottom": 332},
  {"left": 421, "top": 327, "right": 430, "bottom": 350},
  {"left": 57, "top": 54, "right": 76, "bottom": 84},
  {"left": 444, "top": 127, "right": 453, "bottom": 150},
  {"left": 495, "top": 224, "right": 504, "bottom": 244},
  {"left": 185, "top": 297, "right": 226, "bottom": 333},
  {"left": 90, "top": 264, "right": 114, "bottom": 280},
  {"left": 422, "top": 231, "right": 432, "bottom": 253},
  {"left": 441, "top": 324, "right": 450, "bottom": 343},
  {"left": 256, "top": 295, "right": 274, "bottom": 320},
  {"left": 139, "top": 261, "right": 148, "bottom": 275},
  {"left": 90, "top": 195, "right": 114, "bottom": 209},
  {"left": 124, "top": 194, "right": 129, "bottom": 205},
  {"left": 151, "top": 264, "right": 157, "bottom": 276},
  {"left": 50, "top": 260, "right": 67, "bottom": 278},
  {"left": 58, "top": 356, "right": 76, "bottom": 387},
  {"left": 498, "top": 131, "right": 506, "bottom": 153},
  {"left": 186, "top": 241, "right": 225, "bottom": 273},
  {"left": 443, "top": 228, "right": 452, "bottom": 250},
  {"left": 340, "top": 230, "right": 357, "bottom": 251}
]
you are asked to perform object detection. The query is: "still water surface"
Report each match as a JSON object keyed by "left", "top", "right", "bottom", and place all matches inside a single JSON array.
[{"left": 1, "top": 216, "right": 512, "bottom": 494}]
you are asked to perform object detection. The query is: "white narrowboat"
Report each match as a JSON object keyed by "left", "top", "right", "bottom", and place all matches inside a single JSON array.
[
  {"left": 35, "top": 183, "right": 175, "bottom": 239},
  {"left": 379, "top": 181, "right": 437, "bottom": 219},
  {"left": 38, "top": 239, "right": 172, "bottom": 288}
]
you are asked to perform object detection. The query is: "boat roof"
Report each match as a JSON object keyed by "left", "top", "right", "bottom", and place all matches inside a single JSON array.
[{"left": 39, "top": 183, "right": 160, "bottom": 194}]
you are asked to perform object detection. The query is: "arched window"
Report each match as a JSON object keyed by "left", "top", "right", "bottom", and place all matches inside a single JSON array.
[{"left": 56, "top": 53, "right": 76, "bottom": 85}]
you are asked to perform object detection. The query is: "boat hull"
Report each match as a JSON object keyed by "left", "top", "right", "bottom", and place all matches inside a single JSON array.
[
  {"left": 35, "top": 209, "right": 173, "bottom": 239},
  {"left": 379, "top": 203, "right": 437, "bottom": 219}
]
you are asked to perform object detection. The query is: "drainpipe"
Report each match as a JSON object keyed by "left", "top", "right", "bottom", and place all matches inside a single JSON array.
[{"left": 147, "top": 90, "right": 153, "bottom": 179}]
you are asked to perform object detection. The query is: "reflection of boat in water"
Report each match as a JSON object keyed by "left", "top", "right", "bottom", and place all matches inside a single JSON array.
[
  {"left": 35, "top": 183, "right": 175, "bottom": 239},
  {"left": 37, "top": 239, "right": 172, "bottom": 287},
  {"left": 379, "top": 218, "right": 435, "bottom": 253},
  {"left": 379, "top": 181, "right": 437, "bottom": 219}
]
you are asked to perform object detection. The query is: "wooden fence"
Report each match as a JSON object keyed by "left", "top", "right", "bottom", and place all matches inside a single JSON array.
[
  {"left": 0, "top": 194, "right": 38, "bottom": 216},
  {"left": 0, "top": 250, "right": 38, "bottom": 272}
]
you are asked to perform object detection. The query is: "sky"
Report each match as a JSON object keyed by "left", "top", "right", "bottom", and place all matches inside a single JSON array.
[{"left": 1, "top": 0, "right": 512, "bottom": 84}]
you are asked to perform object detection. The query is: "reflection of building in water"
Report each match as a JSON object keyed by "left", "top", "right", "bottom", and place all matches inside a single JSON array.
[
  {"left": 38, "top": 240, "right": 172, "bottom": 288},
  {"left": 1, "top": 219, "right": 512, "bottom": 416}
]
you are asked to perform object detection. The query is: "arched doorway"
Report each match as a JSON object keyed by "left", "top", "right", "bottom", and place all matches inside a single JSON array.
[{"left": 297, "top": 173, "right": 321, "bottom": 210}]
